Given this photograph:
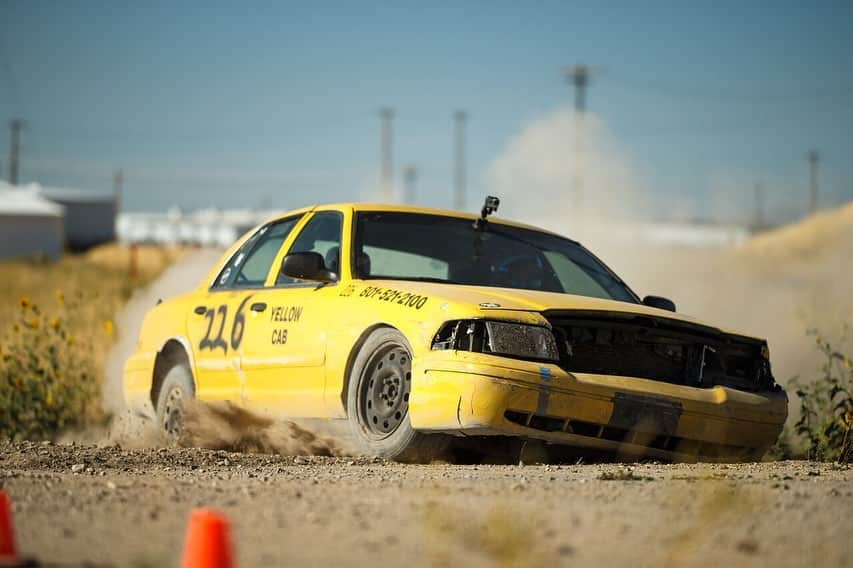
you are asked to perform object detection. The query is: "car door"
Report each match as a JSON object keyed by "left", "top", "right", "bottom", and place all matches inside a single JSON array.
[
  {"left": 241, "top": 210, "right": 344, "bottom": 416},
  {"left": 187, "top": 216, "right": 303, "bottom": 404}
]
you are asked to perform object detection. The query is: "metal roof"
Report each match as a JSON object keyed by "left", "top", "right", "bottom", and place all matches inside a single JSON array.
[
  {"left": 39, "top": 186, "right": 115, "bottom": 204},
  {"left": 0, "top": 183, "right": 64, "bottom": 217}
]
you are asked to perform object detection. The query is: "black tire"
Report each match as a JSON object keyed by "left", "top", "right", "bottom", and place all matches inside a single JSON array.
[
  {"left": 346, "top": 328, "right": 448, "bottom": 462},
  {"left": 155, "top": 362, "right": 195, "bottom": 445}
]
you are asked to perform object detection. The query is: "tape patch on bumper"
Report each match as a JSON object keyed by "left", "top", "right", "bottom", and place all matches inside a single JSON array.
[{"left": 608, "top": 392, "right": 682, "bottom": 436}]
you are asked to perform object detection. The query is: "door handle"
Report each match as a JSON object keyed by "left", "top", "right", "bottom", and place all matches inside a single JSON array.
[
  {"left": 250, "top": 302, "right": 267, "bottom": 313},
  {"left": 193, "top": 306, "right": 206, "bottom": 315}
]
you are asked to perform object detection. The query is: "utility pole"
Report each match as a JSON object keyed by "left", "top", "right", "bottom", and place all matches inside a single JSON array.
[
  {"left": 753, "top": 182, "right": 765, "bottom": 231},
  {"left": 561, "top": 65, "right": 605, "bottom": 217},
  {"left": 379, "top": 108, "right": 394, "bottom": 201},
  {"left": 113, "top": 168, "right": 124, "bottom": 244},
  {"left": 808, "top": 150, "right": 819, "bottom": 214},
  {"left": 453, "top": 110, "right": 467, "bottom": 211},
  {"left": 403, "top": 165, "right": 418, "bottom": 205},
  {"left": 563, "top": 64, "right": 605, "bottom": 113},
  {"left": 8, "top": 119, "right": 24, "bottom": 185},
  {"left": 113, "top": 168, "right": 124, "bottom": 209}
]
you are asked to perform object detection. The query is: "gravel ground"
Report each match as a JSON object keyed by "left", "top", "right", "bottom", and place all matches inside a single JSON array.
[
  {"left": 5, "top": 245, "right": 847, "bottom": 568},
  {"left": 1, "top": 440, "right": 850, "bottom": 567}
]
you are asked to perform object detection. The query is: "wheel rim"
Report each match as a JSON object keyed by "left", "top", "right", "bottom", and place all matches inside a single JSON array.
[
  {"left": 357, "top": 343, "right": 412, "bottom": 438},
  {"left": 161, "top": 385, "right": 185, "bottom": 443}
]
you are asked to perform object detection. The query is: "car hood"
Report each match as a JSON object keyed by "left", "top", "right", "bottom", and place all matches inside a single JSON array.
[{"left": 367, "top": 280, "right": 758, "bottom": 340}]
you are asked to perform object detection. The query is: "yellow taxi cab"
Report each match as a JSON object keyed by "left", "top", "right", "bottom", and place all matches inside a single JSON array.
[{"left": 124, "top": 198, "right": 787, "bottom": 462}]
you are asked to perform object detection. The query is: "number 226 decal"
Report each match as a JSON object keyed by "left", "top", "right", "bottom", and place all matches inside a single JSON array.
[{"left": 198, "top": 295, "right": 252, "bottom": 353}]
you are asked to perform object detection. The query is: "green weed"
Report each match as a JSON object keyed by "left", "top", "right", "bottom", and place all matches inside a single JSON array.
[{"left": 790, "top": 332, "right": 853, "bottom": 463}]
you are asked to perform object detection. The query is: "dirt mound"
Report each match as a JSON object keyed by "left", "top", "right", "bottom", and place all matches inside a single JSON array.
[
  {"left": 735, "top": 202, "right": 853, "bottom": 267},
  {"left": 598, "top": 202, "right": 853, "bottom": 411}
]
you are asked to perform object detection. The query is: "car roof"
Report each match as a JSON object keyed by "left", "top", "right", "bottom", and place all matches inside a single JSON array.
[{"left": 268, "top": 202, "right": 570, "bottom": 240}]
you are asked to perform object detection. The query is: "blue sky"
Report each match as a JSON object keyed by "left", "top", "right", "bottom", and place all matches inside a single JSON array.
[{"left": 1, "top": 0, "right": 851, "bottom": 221}]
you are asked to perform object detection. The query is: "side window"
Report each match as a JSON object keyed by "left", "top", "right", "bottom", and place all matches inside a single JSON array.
[
  {"left": 212, "top": 216, "right": 301, "bottom": 289},
  {"left": 276, "top": 211, "right": 343, "bottom": 285}
]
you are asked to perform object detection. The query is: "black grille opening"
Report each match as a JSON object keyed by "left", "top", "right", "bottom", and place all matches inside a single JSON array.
[
  {"left": 529, "top": 415, "right": 567, "bottom": 432},
  {"left": 567, "top": 420, "right": 601, "bottom": 438},
  {"left": 546, "top": 311, "right": 776, "bottom": 393},
  {"left": 504, "top": 410, "right": 529, "bottom": 427},
  {"left": 503, "top": 410, "right": 750, "bottom": 458},
  {"left": 601, "top": 426, "right": 629, "bottom": 442}
]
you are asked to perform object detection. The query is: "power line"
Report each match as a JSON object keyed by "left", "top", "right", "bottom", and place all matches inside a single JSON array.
[{"left": 609, "top": 75, "right": 853, "bottom": 104}]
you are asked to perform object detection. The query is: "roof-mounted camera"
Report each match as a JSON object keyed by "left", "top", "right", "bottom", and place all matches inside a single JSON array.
[{"left": 473, "top": 196, "right": 500, "bottom": 229}]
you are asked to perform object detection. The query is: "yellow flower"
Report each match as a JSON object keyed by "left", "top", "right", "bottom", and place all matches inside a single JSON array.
[
  {"left": 56, "top": 289, "right": 65, "bottom": 306},
  {"left": 66, "top": 334, "right": 74, "bottom": 346},
  {"left": 50, "top": 318, "right": 61, "bottom": 330},
  {"left": 28, "top": 318, "right": 40, "bottom": 330},
  {"left": 18, "top": 296, "right": 30, "bottom": 310},
  {"left": 104, "top": 319, "right": 114, "bottom": 336},
  {"left": 45, "top": 391, "right": 53, "bottom": 407},
  {"left": 844, "top": 358, "right": 851, "bottom": 368}
]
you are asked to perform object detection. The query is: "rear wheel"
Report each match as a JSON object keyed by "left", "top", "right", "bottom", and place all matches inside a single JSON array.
[
  {"left": 347, "top": 328, "right": 447, "bottom": 462},
  {"left": 155, "top": 363, "right": 195, "bottom": 445}
]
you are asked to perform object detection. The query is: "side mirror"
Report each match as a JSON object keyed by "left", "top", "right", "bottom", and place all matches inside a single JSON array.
[
  {"left": 281, "top": 252, "right": 337, "bottom": 283},
  {"left": 642, "top": 295, "right": 676, "bottom": 312}
]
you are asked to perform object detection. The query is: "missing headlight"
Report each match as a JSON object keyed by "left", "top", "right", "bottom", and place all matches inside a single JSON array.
[{"left": 431, "top": 319, "right": 559, "bottom": 362}]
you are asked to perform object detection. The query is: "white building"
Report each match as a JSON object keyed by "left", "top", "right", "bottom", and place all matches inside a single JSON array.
[
  {"left": 117, "top": 207, "right": 277, "bottom": 248},
  {"left": 0, "top": 183, "right": 65, "bottom": 260}
]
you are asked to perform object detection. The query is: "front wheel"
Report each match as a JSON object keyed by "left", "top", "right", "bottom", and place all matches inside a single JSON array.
[{"left": 346, "top": 328, "right": 447, "bottom": 462}]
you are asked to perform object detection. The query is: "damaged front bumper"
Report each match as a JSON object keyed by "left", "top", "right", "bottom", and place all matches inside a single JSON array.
[{"left": 409, "top": 351, "right": 788, "bottom": 462}]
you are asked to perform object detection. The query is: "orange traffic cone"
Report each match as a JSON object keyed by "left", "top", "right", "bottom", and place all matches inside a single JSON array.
[
  {"left": 0, "top": 491, "right": 16, "bottom": 560},
  {"left": 181, "top": 509, "right": 234, "bottom": 568}
]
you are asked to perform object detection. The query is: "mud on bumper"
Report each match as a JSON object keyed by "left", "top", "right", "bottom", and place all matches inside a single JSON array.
[{"left": 409, "top": 353, "right": 788, "bottom": 462}]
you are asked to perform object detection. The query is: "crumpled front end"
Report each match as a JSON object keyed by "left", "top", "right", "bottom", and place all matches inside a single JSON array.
[{"left": 410, "top": 348, "right": 788, "bottom": 462}]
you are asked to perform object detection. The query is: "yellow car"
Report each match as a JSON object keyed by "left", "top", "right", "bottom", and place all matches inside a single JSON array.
[{"left": 124, "top": 198, "right": 787, "bottom": 462}]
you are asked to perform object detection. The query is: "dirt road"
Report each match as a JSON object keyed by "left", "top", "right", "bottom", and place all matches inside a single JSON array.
[{"left": 1, "top": 440, "right": 850, "bottom": 567}]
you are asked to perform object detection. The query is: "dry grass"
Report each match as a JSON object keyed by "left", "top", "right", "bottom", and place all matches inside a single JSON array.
[{"left": 0, "top": 244, "right": 183, "bottom": 439}]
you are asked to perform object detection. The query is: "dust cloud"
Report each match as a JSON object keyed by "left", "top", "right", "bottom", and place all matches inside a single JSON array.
[
  {"left": 487, "top": 106, "right": 646, "bottom": 233},
  {"left": 180, "top": 400, "right": 342, "bottom": 456},
  {"left": 487, "top": 105, "right": 853, "bottom": 399},
  {"left": 101, "top": 248, "right": 224, "bottom": 414}
]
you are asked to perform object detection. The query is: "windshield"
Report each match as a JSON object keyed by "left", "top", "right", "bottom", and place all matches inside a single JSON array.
[{"left": 353, "top": 212, "right": 638, "bottom": 303}]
